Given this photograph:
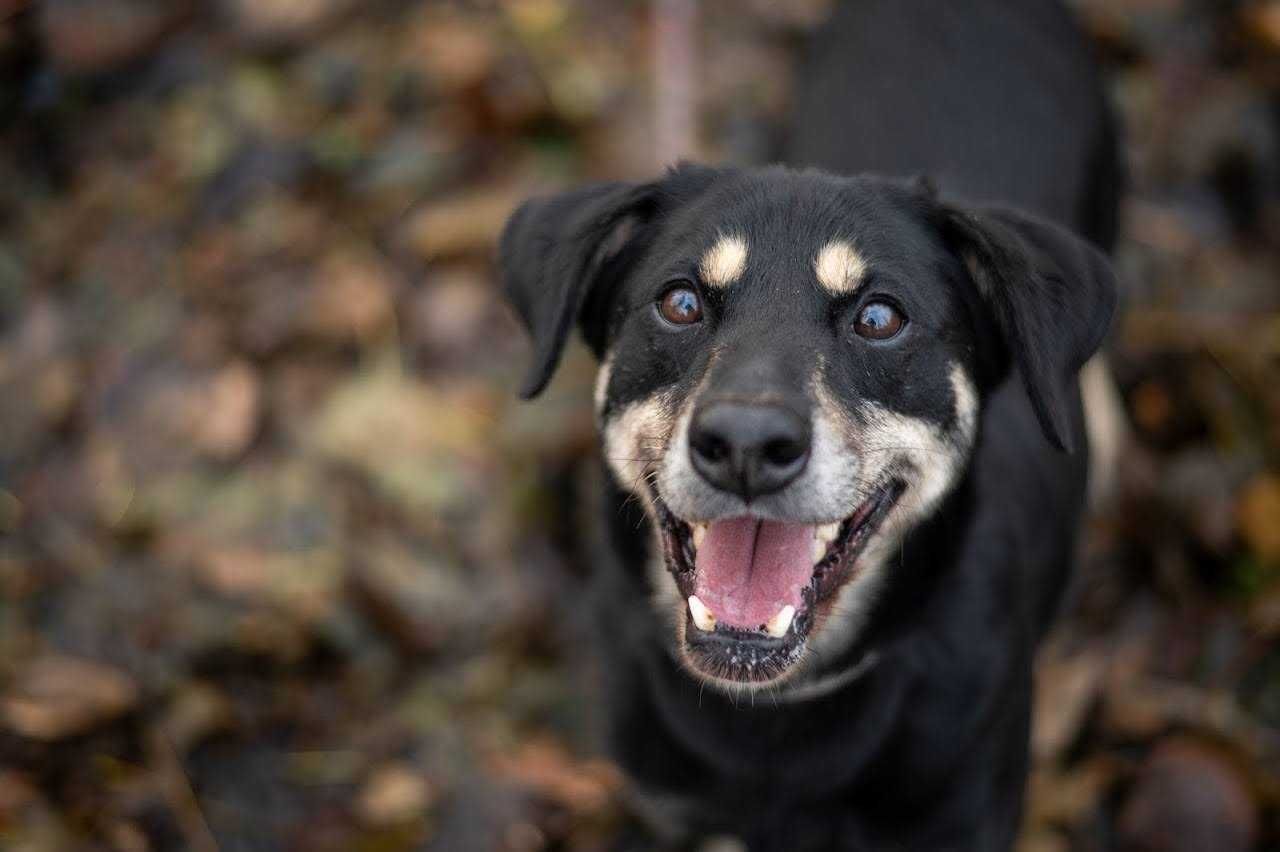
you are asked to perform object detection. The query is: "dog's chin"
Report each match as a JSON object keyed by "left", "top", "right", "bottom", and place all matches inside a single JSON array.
[{"left": 651, "top": 479, "right": 905, "bottom": 687}]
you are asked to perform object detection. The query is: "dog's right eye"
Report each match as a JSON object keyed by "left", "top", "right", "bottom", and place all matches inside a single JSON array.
[
  {"left": 657, "top": 284, "right": 703, "bottom": 326},
  {"left": 853, "top": 301, "right": 905, "bottom": 340}
]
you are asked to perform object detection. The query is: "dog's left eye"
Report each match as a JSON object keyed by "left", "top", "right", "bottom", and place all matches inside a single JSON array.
[
  {"left": 657, "top": 284, "right": 703, "bottom": 326},
  {"left": 853, "top": 301, "right": 905, "bottom": 340}
]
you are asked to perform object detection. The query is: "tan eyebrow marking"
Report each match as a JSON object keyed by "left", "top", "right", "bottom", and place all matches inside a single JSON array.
[
  {"left": 699, "top": 235, "right": 748, "bottom": 287},
  {"left": 814, "top": 240, "right": 867, "bottom": 294}
]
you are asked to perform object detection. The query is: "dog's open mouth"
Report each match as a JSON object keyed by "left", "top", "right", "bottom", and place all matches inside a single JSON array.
[{"left": 652, "top": 480, "right": 905, "bottom": 683}]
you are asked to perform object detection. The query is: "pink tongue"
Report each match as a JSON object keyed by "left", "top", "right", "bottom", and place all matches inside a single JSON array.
[{"left": 693, "top": 517, "right": 813, "bottom": 629}]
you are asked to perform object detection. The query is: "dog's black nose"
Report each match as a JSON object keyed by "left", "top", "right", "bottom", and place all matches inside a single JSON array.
[{"left": 689, "top": 402, "right": 811, "bottom": 499}]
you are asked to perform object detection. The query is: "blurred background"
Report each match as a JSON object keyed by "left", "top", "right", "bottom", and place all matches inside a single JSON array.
[{"left": 0, "top": 0, "right": 1277, "bottom": 849}]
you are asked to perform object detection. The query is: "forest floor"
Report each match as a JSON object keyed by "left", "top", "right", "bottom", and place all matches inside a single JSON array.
[{"left": 0, "top": 1, "right": 1278, "bottom": 849}]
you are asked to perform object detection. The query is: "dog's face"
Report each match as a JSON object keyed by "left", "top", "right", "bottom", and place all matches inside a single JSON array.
[{"left": 500, "top": 165, "right": 1114, "bottom": 688}]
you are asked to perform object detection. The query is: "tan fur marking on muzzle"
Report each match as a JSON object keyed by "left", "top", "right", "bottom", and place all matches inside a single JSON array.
[{"left": 602, "top": 391, "right": 678, "bottom": 497}]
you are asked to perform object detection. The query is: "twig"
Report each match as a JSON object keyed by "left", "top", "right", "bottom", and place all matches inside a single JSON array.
[{"left": 147, "top": 729, "right": 221, "bottom": 852}]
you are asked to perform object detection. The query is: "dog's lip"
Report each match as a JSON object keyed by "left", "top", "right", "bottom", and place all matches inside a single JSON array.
[{"left": 649, "top": 480, "right": 904, "bottom": 683}]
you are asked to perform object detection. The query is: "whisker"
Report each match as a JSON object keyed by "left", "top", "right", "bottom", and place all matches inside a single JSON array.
[{"left": 857, "top": 445, "right": 955, "bottom": 457}]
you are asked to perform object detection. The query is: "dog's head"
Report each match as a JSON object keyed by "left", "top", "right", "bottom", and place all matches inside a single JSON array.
[{"left": 499, "top": 165, "right": 1114, "bottom": 688}]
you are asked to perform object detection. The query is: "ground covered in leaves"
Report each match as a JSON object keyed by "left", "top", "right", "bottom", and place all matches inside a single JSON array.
[{"left": 0, "top": 1, "right": 1277, "bottom": 849}]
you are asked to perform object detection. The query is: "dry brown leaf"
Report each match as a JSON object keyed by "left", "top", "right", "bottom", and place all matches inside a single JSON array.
[
  {"left": 2, "top": 655, "right": 138, "bottom": 741},
  {"left": 307, "top": 251, "right": 396, "bottom": 343},
  {"left": 159, "top": 682, "right": 233, "bottom": 755},
  {"left": 223, "top": 0, "right": 354, "bottom": 43},
  {"left": 402, "top": 185, "right": 527, "bottom": 259},
  {"left": 488, "top": 737, "right": 622, "bottom": 816},
  {"left": 408, "top": 11, "right": 499, "bottom": 92},
  {"left": 1245, "top": 2, "right": 1280, "bottom": 49},
  {"left": 1032, "top": 649, "right": 1106, "bottom": 763},
  {"left": 191, "top": 361, "right": 262, "bottom": 459},
  {"left": 355, "top": 763, "right": 434, "bottom": 826},
  {"left": 1025, "top": 757, "right": 1124, "bottom": 829},
  {"left": 1237, "top": 474, "right": 1280, "bottom": 564}
]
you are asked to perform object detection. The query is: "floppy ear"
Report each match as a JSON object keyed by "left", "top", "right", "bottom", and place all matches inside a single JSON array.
[
  {"left": 498, "top": 181, "right": 654, "bottom": 399},
  {"left": 940, "top": 205, "right": 1117, "bottom": 453}
]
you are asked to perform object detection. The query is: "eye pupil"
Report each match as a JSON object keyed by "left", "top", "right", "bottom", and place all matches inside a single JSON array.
[
  {"left": 854, "top": 302, "right": 904, "bottom": 340},
  {"left": 658, "top": 286, "right": 703, "bottom": 325}
]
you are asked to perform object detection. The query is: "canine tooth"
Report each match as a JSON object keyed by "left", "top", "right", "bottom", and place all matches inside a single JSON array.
[
  {"left": 691, "top": 523, "right": 707, "bottom": 551},
  {"left": 813, "top": 538, "right": 827, "bottom": 564},
  {"left": 688, "top": 595, "right": 716, "bottom": 632},
  {"left": 815, "top": 522, "right": 840, "bottom": 543},
  {"left": 764, "top": 605, "right": 796, "bottom": 638}
]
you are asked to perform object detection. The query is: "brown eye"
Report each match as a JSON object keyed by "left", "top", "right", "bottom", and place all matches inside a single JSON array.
[
  {"left": 657, "top": 285, "right": 703, "bottom": 325},
  {"left": 854, "top": 301, "right": 904, "bottom": 340}
]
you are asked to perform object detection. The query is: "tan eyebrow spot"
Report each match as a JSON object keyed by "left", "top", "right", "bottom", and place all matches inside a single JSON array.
[
  {"left": 699, "top": 235, "right": 748, "bottom": 287},
  {"left": 814, "top": 240, "right": 867, "bottom": 294}
]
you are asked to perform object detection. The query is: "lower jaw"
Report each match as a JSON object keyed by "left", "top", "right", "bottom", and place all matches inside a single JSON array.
[{"left": 681, "top": 617, "right": 811, "bottom": 684}]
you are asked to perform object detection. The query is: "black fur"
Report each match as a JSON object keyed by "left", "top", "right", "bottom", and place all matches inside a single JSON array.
[
  {"left": 499, "top": 180, "right": 647, "bottom": 398},
  {"left": 497, "top": 1, "right": 1119, "bottom": 848},
  {"left": 937, "top": 204, "right": 1117, "bottom": 451}
]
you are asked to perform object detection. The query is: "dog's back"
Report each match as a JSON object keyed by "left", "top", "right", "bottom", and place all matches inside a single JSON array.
[{"left": 788, "top": 0, "right": 1119, "bottom": 250}]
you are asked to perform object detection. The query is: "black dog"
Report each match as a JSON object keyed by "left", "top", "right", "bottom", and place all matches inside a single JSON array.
[{"left": 499, "top": 1, "right": 1119, "bottom": 848}]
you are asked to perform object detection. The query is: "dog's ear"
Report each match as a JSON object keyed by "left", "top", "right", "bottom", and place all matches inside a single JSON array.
[
  {"left": 498, "top": 181, "right": 655, "bottom": 399},
  {"left": 939, "top": 204, "right": 1117, "bottom": 453},
  {"left": 499, "top": 163, "right": 725, "bottom": 399}
]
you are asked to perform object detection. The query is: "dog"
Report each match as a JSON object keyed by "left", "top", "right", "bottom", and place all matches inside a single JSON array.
[{"left": 498, "top": 1, "right": 1119, "bottom": 848}]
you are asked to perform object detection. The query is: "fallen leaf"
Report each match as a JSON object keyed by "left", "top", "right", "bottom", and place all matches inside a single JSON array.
[
  {"left": 2, "top": 655, "right": 138, "bottom": 741},
  {"left": 356, "top": 763, "right": 434, "bottom": 826},
  {"left": 222, "top": 0, "right": 355, "bottom": 45},
  {"left": 488, "top": 737, "right": 621, "bottom": 816},
  {"left": 1237, "top": 475, "right": 1280, "bottom": 564},
  {"left": 159, "top": 681, "right": 233, "bottom": 755},
  {"left": 305, "top": 250, "right": 397, "bottom": 343},
  {"left": 407, "top": 10, "right": 499, "bottom": 92},
  {"left": 1025, "top": 757, "right": 1123, "bottom": 829},
  {"left": 190, "top": 361, "right": 262, "bottom": 459},
  {"left": 1244, "top": 2, "right": 1280, "bottom": 50},
  {"left": 401, "top": 184, "right": 527, "bottom": 259},
  {"left": 1032, "top": 647, "right": 1106, "bottom": 763}
]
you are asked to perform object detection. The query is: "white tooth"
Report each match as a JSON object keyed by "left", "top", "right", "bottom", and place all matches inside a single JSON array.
[
  {"left": 688, "top": 595, "right": 716, "bottom": 632},
  {"left": 764, "top": 605, "right": 796, "bottom": 638},
  {"left": 691, "top": 523, "right": 707, "bottom": 551},
  {"left": 812, "top": 538, "right": 827, "bottom": 564},
  {"left": 815, "top": 522, "right": 840, "bottom": 543}
]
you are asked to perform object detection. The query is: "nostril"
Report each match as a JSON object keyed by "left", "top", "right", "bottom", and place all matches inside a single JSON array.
[
  {"left": 762, "top": 437, "right": 806, "bottom": 467},
  {"left": 693, "top": 432, "right": 730, "bottom": 463}
]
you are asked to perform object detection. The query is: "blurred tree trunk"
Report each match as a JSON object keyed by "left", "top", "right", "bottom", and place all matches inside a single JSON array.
[{"left": 653, "top": 0, "right": 698, "bottom": 168}]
